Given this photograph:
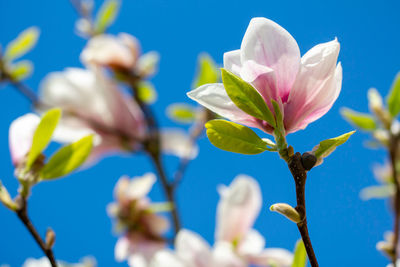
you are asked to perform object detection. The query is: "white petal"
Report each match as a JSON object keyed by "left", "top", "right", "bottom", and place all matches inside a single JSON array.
[
  {"left": 237, "top": 229, "right": 265, "bottom": 256},
  {"left": 115, "top": 237, "right": 130, "bottom": 261},
  {"left": 175, "top": 229, "right": 212, "bottom": 267},
  {"left": 241, "top": 17, "right": 300, "bottom": 100},
  {"left": 223, "top": 50, "right": 242, "bottom": 76},
  {"left": 187, "top": 83, "right": 260, "bottom": 129},
  {"left": 22, "top": 257, "right": 51, "bottom": 267},
  {"left": 249, "top": 248, "right": 293, "bottom": 267},
  {"left": 137, "top": 51, "right": 160, "bottom": 77},
  {"left": 213, "top": 242, "right": 246, "bottom": 267},
  {"left": 9, "top": 113, "right": 40, "bottom": 165},
  {"left": 126, "top": 173, "right": 157, "bottom": 199},
  {"left": 215, "top": 175, "right": 262, "bottom": 243},
  {"left": 149, "top": 250, "right": 185, "bottom": 267},
  {"left": 160, "top": 129, "right": 198, "bottom": 160}
]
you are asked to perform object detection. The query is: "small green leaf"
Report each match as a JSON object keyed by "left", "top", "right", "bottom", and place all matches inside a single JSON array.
[
  {"left": 360, "top": 184, "right": 395, "bottom": 200},
  {"left": 340, "top": 108, "right": 376, "bottom": 131},
  {"left": 26, "top": 109, "right": 61, "bottom": 169},
  {"left": 8, "top": 60, "right": 33, "bottom": 81},
  {"left": 4, "top": 27, "right": 40, "bottom": 62},
  {"left": 312, "top": 131, "right": 356, "bottom": 166},
  {"left": 192, "top": 53, "right": 219, "bottom": 88},
  {"left": 167, "top": 103, "right": 197, "bottom": 124},
  {"left": 292, "top": 239, "right": 307, "bottom": 267},
  {"left": 387, "top": 72, "right": 400, "bottom": 117},
  {"left": 221, "top": 68, "right": 275, "bottom": 127},
  {"left": 94, "top": 0, "right": 120, "bottom": 33},
  {"left": 40, "top": 135, "right": 94, "bottom": 180},
  {"left": 205, "top": 119, "right": 269, "bottom": 154},
  {"left": 137, "top": 81, "right": 157, "bottom": 104}
]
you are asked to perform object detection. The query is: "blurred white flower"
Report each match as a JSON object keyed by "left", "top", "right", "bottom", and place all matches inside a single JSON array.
[
  {"left": 22, "top": 256, "right": 96, "bottom": 267},
  {"left": 109, "top": 173, "right": 169, "bottom": 267},
  {"left": 39, "top": 68, "right": 146, "bottom": 162}
]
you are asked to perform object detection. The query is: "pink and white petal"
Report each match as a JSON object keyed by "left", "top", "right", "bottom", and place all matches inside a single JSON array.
[
  {"left": 9, "top": 113, "right": 40, "bottom": 165},
  {"left": 223, "top": 50, "right": 242, "bottom": 76},
  {"left": 160, "top": 129, "right": 199, "bottom": 160},
  {"left": 248, "top": 248, "right": 293, "bottom": 267},
  {"left": 215, "top": 175, "right": 262, "bottom": 243},
  {"left": 115, "top": 236, "right": 131, "bottom": 261},
  {"left": 213, "top": 242, "right": 246, "bottom": 267},
  {"left": 175, "top": 229, "right": 212, "bottom": 267},
  {"left": 126, "top": 173, "right": 156, "bottom": 200},
  {"left": 237, "top": 229, "right": 265, "bottom": 256},
  {"left": 241, "top": 17, "right": 300, "bottom": 101},
  {"left": 145, "top": 214, "right": 170, "bottom": 236},
  {"left": 149, "top": 250, "right": 186, "bottom": 267},
  {"left": 187, "top": 83, "right": 261, "bottom": 130},
  {"left": 286, "top": 63, "right": 342, "bottom": 133}
]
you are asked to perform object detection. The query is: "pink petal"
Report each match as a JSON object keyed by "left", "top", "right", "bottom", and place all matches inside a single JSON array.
[
  {"left": 241, "top": 17, "right": 300, "bottom": 101},
  {"left": 175, "top": 229, "right": 212, "bottom": 267},
  {"left": 9, "top": 114, "right": 40, "bottom": 166},
  {"left": 223, "top": 50, "right": 242, "bottom": 76},
  {"left": 215, "top": 175, "right": 262, "bottom": 243}
]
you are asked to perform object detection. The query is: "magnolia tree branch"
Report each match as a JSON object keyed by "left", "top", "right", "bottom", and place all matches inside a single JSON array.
[
  {"left": 288, "top": 152, "right": 319, "bottom": 267},
  {"left": 16, "top": 197, "right": 57, "bottom": 267},
  {"left": 389, "top": 134, "right": 400, "bottom": 266},
  {"left": 128, "top": 79, "right": 182, "bottom": 237}
]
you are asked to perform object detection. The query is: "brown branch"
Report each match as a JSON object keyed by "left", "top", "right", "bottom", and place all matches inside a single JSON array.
[
  {"left": 288, "top": 152, "right": 319, "bottom": 267},
  {"left": 16, "top": 198, "right": 57, "bottom": 267},
  {"left": 389, "top": 134, "right": 400, "bottom": 266}
]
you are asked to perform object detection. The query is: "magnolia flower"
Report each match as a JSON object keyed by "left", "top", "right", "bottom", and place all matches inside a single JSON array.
[
  {"left": 188, "top": 17, "right": 342, "bottom": 135},
  {"left": 9, "top": 113, "right": 40, "bottom": 166},
  {"left": 81, "top": 33, "right": 159, "bottom": 77},
  {"left": 214, "top": 175, "right": 293, "bottom": 266},
  {"left": 39, "top": 68, "right": 146, "bottom": 161},
  {"left": 108, "top": 173, "right": 169, "bottom": 267}
]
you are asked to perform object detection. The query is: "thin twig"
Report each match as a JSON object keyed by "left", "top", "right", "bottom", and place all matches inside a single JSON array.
[
  {"left": 16, "top": 198, "right": 57, "bottom": 267},
  {"left": 389, "top": 134, "right": 400, "bottom": 266},
  {"left": 288, "top": 152, "right": 319, "bottom": 267}
]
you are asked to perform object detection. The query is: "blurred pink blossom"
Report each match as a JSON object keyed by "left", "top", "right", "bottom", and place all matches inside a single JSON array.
[
  {"left": 81, "top": 33, "right": 159, "bottom": 77},
  {"left": 108, "top": 173, "right": 169, "bottom": 267},
  {"left": 9, "top": 113, "right": 40, "bottom": 166},
  {"left": 188, "top": 17, "right": 342, "bottom": 135},
  {"left": 39, "top": 68, "right": 146, "bottom": 161}
]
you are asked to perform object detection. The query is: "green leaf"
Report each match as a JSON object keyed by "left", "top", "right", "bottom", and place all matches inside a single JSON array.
[
  {"left": 137, "top": 81, "right": 157, "bottom": 104},
  {"left": 192, "top": 53, "right": 219, "bottom": 88},
  {"left": 292, "top": 239, "right": 307, "bottom": 267},
  {"left": 94, "top": 0, "right": 120, "bottom": 33},
  {"left": 312, "top": 131, "right": 356, "bottom": 166},
  {"left": 167, "top": 103, "right": 197, "bottom": 124},
  {"left": 40, "top": 135, "right": 94, "bottom": 180},
  {"left": 360, "top": 184, "right": 395, "bottom": 200},
  {"left": 8, "top": 60, "right": 33, "bottom": 81},
  {"left": 221, "top": 68, "right": 275, "bottom": 127},
  {"left": 387, "top": 72, "right": 400, "bottom": 117},
  {"left": 26, "top": 109, "right": 61, "bottom": 169},
  {"left": 4, "top": 27, "right": 40, "bottom": 62},
  {"left": 205, "top": 119, "right": 269, "bottom": 154},
  {"left": 340, "top": 108, "right": 376, "bottom": 131}
]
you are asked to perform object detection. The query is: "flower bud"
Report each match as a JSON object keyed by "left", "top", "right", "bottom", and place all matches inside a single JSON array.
[
  {"left": 0, "top": 181, "right": 17, "bottom": 211},
  {"left": 46, "top": 228, "right": 56, "bottom": 249},
  {"left": 270, "top": 203, "right": 301, "bottom": 223},
  {"left": 301, "top": 152, "right": 317, "bottom": 171},
  {"left": 368, "top": 88, "right": 391, "bottom": 128}
]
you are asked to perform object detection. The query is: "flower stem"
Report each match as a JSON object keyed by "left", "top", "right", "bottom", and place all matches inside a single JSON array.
[
  {"left": 389, "top": 134, "right": 400, "bottom": 266},
  {"left": 288, "top": 152, "right": 319, "bottom": 267},
  {"left": 16, "top": 197, "right": 57, "bottom": 267}
]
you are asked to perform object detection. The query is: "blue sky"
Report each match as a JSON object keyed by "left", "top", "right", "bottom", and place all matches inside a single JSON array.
[{"left": 1, "top": 0, "right": 400, "bottom": 266}]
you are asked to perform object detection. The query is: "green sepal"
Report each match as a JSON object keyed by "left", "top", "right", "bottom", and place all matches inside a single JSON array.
[
  {"left": 205, "top": 119, "right": 272, "bottom": 154},
  {"left": 4, "top": 27, "right": 40, "bottom": 62},
  {"left": 340, "top": 108, "right": 376, "bottom": 131},
  {"left": 40, "top": 135, "right": 94, "bottom": 180},
  {"left": 192, "top": 53, "right": 219, "bottom": 88},
  {"left": 387, "top": 72, "right": 400, "bottom": 118},
  {"left": 167, "top": 103, "right": 197, "bottom": 124},
  {"left": 312, "top": 131, "right": 355, "bottom": 166},
  {"left": 26, "top": 108, "right": 61, "bottom": 170},
  {"left": 94, "top": 0, "right": 120, "bottom": 33},
  {"left": 221, "top": 68, "right": 276, "bottom": 127},
  {"left": 292, "top": 239, "right": 307, "bottom": 267}
]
